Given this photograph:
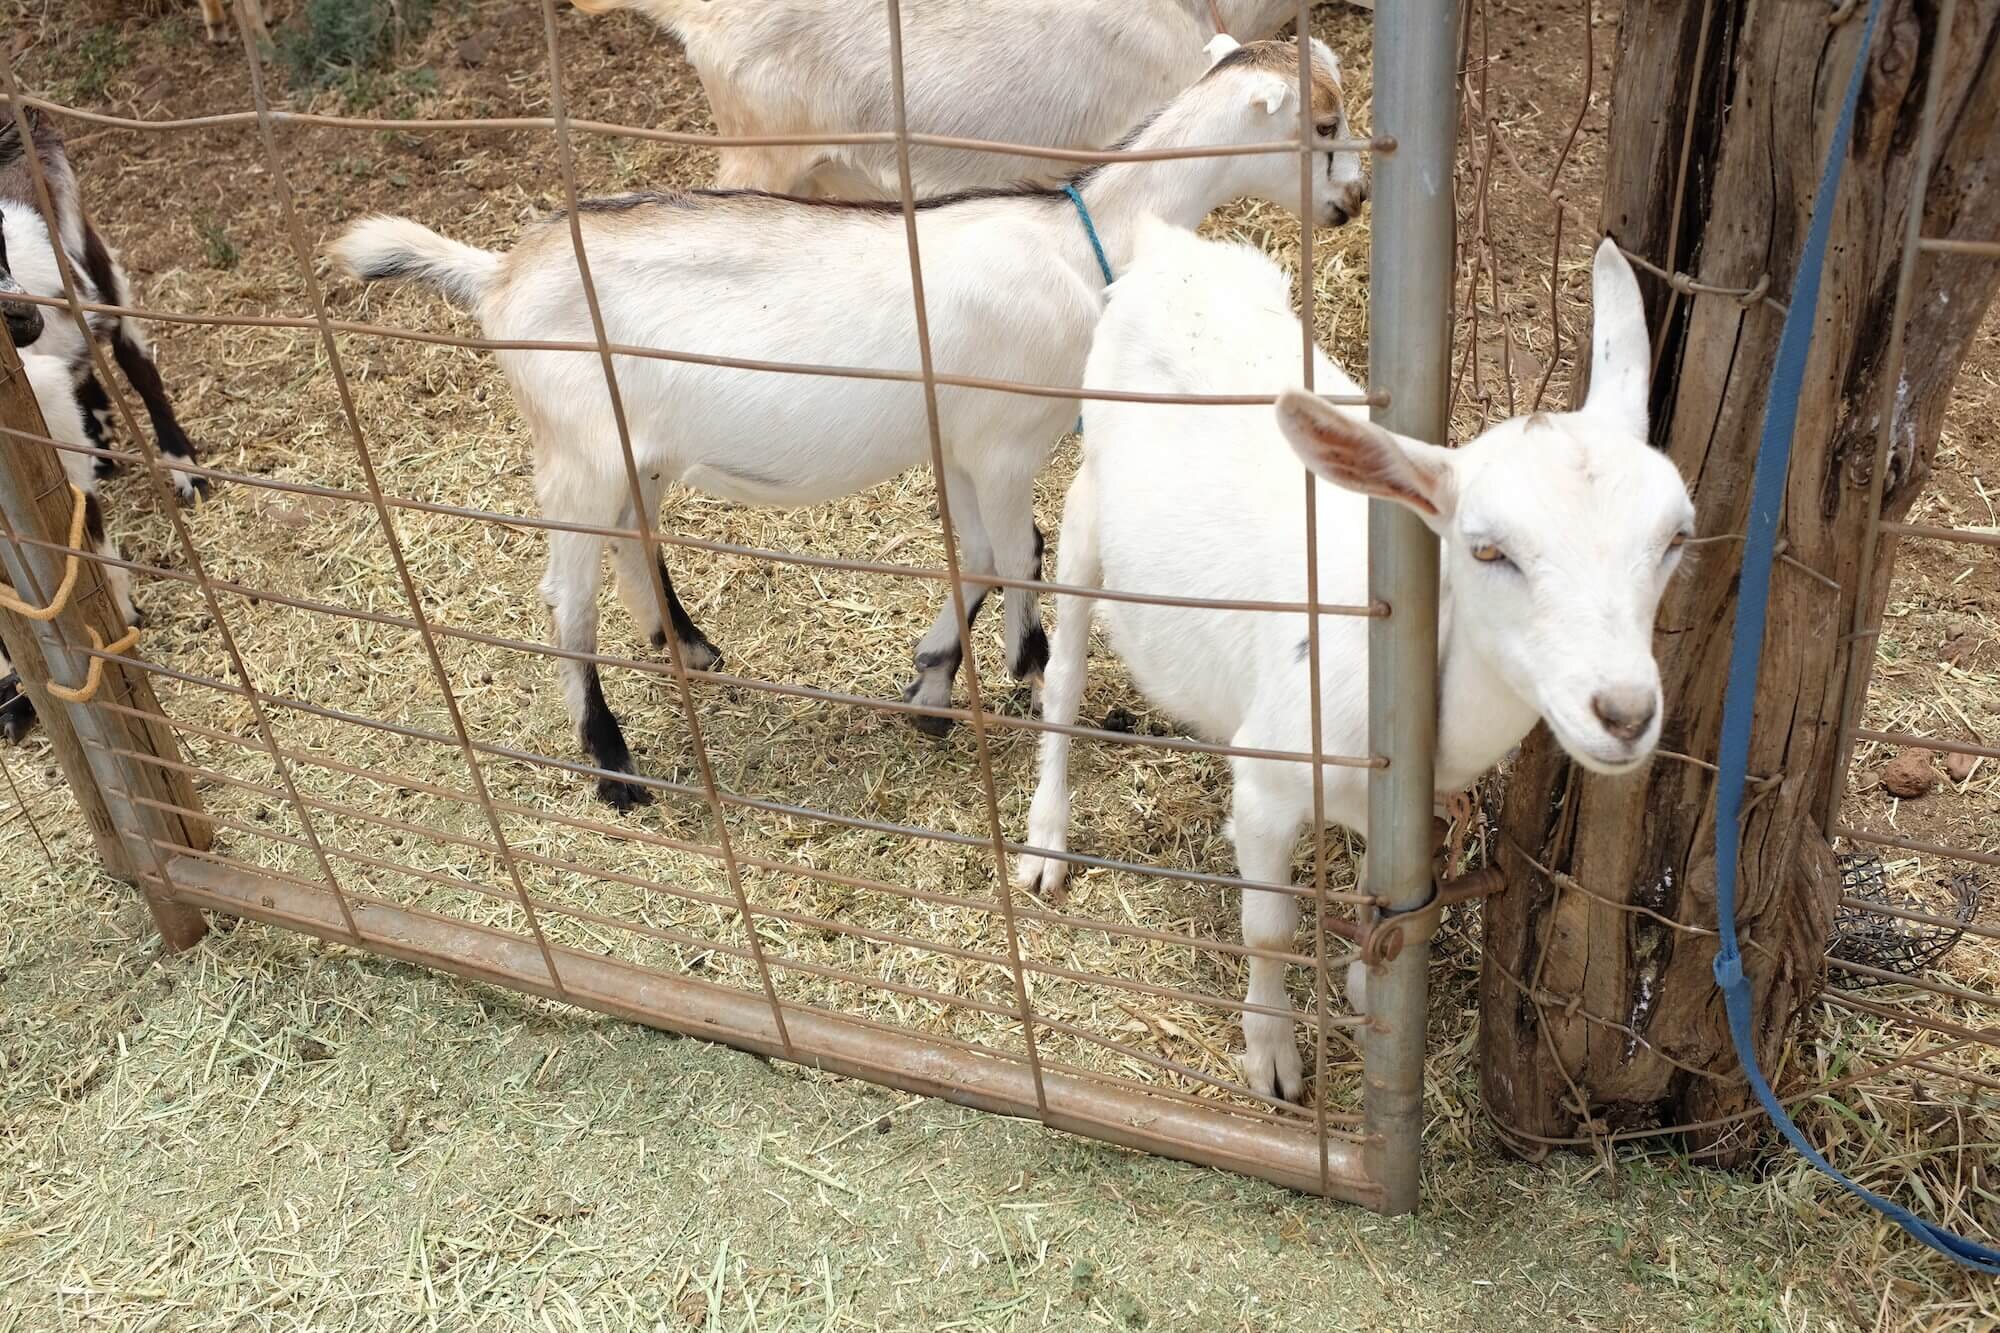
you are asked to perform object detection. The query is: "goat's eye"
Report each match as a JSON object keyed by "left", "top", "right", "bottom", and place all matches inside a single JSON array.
[
  {"left": 1666, "top": 532, "right": 1690, "bottom": 556},
  {"left": 1471, "top": 543, "right": 1510, "bottom": 566},
  {"left": 1314, "top": 120, "right": 1339, "bottom": 139}
]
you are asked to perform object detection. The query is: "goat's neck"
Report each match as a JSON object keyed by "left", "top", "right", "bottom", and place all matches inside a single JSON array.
[
  {"left": 1433, "top": 578, "right": 1541, "bottom": 795},
  {"left": 1071, "top": 107, "right": 1270, "bottom": 267},
  {"left": 1214, "top": 0, "right": 1306, "bottom": 39}
]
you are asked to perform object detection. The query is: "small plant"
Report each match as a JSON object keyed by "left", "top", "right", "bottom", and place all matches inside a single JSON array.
[
  {"left": 72, "top": 28, "right": 128, "bottom": 101},
  {"left": 195, "top": 214, "right": 239, "bottom": 271},
  {"left": 276, "top": 0, "right": 435, "bottom": 90}
]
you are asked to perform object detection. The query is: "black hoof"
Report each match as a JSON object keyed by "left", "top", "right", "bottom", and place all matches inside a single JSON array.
[
  {"left": 596, "top": 773, "right": 654, "bottom": 810},
  {"left": 1010, "top": 624, "right": 1050, "bottom": 682},
  {"left": 898, "top": 679, "right": 955, "bottom": 737},
  {"left": 178, "top": 474, "right": 213, "bottom": 507},
  {"left": 94, "top": 456, "right": 120, "bottom": 480},
  {"left": 652, "top": 630, "right": 724, "bottom": 673}
]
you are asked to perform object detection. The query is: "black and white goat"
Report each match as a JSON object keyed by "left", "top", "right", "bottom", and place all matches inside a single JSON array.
[
  {"left": 332, "top": 36, "right": 1367, "bottom": 808},
  {"left": 1, "top": 107, "right": 207, "bottom": 507}
]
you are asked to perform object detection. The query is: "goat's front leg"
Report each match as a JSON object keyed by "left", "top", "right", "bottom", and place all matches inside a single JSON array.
[
  {"left": 1016, "top": 464, "right": 1099, "bottom": 898},
  {"left": 107, "top": 324, "right": 206, "bottom": 504},
  {"left": 81, "top": 222, "right": 206, "bottom": 504},
  {"left": 609, "top": 481, "right": 722, "bottom": 673},
  {"left": 901, "top": 465, "right": 996, "bottom": 735},
  {"left": 1232, "top": 774, "right": 1307, "bottom": 1103},
  {"left": 543, "top": 525, "right": 649, "bottom": 810}
]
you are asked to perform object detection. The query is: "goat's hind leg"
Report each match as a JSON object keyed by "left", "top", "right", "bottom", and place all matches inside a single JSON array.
[
  {"left": 542, "top": 512, "right": 651, "bottom": 811},
  {"left": 901, "top": 465, "right": 995, "bottom": 735},
  {"left": 609, "top": 479, "right": 722, "bottom": 673},
  {"left": 978, "top": 467, "right": 1049, "bottom": 685}
]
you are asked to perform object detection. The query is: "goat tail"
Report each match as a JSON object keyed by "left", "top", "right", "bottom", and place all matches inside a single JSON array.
[{"left": 330, "top": 216, "right": 500, "bottom": 312}]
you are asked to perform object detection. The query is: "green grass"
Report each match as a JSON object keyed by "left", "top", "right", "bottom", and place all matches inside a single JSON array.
[{"left": 275, "top": 0, "right": 435, "bottom": 89}]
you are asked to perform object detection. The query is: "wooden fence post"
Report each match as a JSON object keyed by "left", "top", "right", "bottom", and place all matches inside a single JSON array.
[{"left": 0, "top": 325, "right": 209, "bottom": 950}]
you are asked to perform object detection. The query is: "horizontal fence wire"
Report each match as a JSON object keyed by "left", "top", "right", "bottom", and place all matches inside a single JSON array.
[
  {"left": 0, "top": 422, "right": 1386, "bottom": 618},
  {"left": 0, "top": 288, "right": 1383, "bottom": 411},
  {"left": 0, "top": 89, "right": 1385, "bottom": 158}
]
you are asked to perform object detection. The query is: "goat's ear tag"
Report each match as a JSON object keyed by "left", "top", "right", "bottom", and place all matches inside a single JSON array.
[{"left": 1204, "top": 34, "right": 1240, "bottom": 68}]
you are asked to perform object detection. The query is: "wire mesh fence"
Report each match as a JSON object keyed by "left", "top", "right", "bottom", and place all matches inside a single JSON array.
[
  {"left": 1, "top": 0, "right": 1993, "bottom": 1237},
  {"left": 0, "top": 0, "right": 1461, "bottom": 1209}
]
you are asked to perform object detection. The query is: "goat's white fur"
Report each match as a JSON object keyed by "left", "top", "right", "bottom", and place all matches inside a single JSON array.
[
  {"left": 1017, "top": 223, "right": 1693, "bottom": 1102},
  {"left": 574, "top": 0, "right": 1311, "bottom": 196},
  {"left": 330, "top": 39, "right": 1366, "bottom": 807}
]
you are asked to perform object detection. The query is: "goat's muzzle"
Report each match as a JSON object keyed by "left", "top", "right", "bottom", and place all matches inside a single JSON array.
[{"left": 2, "top": 300, "right": 42, "bottom": 350}]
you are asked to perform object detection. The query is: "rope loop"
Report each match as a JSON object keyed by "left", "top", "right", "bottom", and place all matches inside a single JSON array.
[{"left": 0, "top": 483, "right": 89, "bottom": 621}]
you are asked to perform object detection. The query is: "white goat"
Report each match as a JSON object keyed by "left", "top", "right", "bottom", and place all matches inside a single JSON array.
[
  {"left": 331, "top": 37, "right": 1366, "bottom": 809},
  {"left": 0, "top": 352, "right": 140, "bottom": 743},
  {"left": 1016, "top": 223, "right": 1694, "bottom": 1102},
  {"left": 574, "top": 0, "right": 1308, "bottom": 196}
]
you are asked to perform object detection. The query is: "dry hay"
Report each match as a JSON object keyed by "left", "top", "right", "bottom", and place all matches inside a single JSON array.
[{"left": 1, "top": 0, "right": 1997, "bottom": 1315}]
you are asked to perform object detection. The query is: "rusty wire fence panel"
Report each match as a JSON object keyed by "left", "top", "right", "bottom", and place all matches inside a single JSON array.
[{"left": 0, "top": 0, "right": 1469, "bottom": 1207}]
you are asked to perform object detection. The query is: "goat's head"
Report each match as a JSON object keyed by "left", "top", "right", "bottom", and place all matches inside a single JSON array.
[
  {"left": 1275, "top": 239, "right": 1694, "bottom": 774},
  {"left": 0, "top": 215, "right": 45, "bottom": 350},
  {"left": 1200, "top": 36, "right": 1368, "bottom": 228}
]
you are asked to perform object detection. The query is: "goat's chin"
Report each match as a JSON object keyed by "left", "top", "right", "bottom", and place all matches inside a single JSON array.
[{"left": 1544, "top": 715, "right": 1659, "bottom": 777}]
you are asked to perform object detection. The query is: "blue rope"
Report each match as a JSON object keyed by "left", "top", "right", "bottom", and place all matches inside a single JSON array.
[
  {"left": 1063, "top": 184, "right": 1113, "bottom": 436},
  {"left": 1709, "top": 0, "right": 2000, "bottom": 1274},
  {"left": 1062, "top": 184, "right": 1115, "bottom": 287}
]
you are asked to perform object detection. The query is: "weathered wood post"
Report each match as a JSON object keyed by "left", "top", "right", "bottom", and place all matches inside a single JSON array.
[
  {"left": 1479, "top": 0, "right": 2000, "bottom": 1158},
  {"left": 0, "top": 323, "right": 209, "bottom": 948}
]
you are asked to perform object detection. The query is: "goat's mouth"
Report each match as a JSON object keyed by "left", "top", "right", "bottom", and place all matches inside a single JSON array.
[{"left": 1543, "top": 706, "right": 1659, "bottom": 777}]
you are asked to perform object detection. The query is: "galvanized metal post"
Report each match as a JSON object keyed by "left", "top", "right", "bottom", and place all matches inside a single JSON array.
[{"left": 1363, "top": 0, "right": 1459, "bottom": 1216}]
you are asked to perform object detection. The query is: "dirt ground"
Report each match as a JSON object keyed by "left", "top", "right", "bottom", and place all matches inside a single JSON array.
[{"left": 2, "top": 0, "right": 1996, "bottom": 1327}]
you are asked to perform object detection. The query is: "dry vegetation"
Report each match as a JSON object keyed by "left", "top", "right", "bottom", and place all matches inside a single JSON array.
[{"left": 1, "top": 0, "right": 1995, "bottom": 1327}]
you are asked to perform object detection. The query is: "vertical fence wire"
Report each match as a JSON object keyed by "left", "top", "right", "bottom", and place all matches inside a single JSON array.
[
  {"left": 0, "top": 739, "right": 57, "bottom": 872},
  {"left": 229, "top": 0, "right": 576, "bottom": 999},
  {"left": 0, "top": 54, "right": 350, "bottom": 937},
  {"left": 531, "top": 0, "right": 796, "bottom": 1045},
  {"left": 1294, "top": 0, "right": 1337, "bottom": 1198},
  {"left": 881, "top": 0, "right": 1051, "bottom": 1111}
]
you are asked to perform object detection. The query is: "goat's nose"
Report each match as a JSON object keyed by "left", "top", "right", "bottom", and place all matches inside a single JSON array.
[
  {"left": 3, "top": 305, "right": 41, "bottom": 349},
  {"left": 1591, "top": 687, "right": 1657, "bottom": 743}
]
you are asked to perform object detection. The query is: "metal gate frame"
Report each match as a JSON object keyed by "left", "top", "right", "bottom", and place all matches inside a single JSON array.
[{"left": 0, "top": 0, "right": 1459, "bottom": 1209}]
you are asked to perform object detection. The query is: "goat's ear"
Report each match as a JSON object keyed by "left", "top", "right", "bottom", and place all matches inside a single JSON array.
[
  {"left": 1275, "top": 389, "right": 1454, "bottom": 520},
  {"left": 1582, "top": 237, "right": 1650, "bottom": 438},
  {"left": 1204, "top": 34, "right": 1241, "bottom": 68},
  {"left": 1244, "top": 72, "right": 1294, "bottom": 117}
]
